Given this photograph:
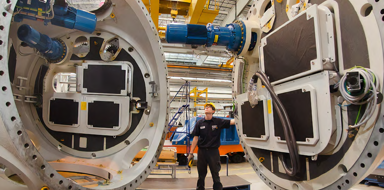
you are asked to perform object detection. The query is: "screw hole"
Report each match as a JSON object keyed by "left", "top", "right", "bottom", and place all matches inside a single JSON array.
[
  {"left": 368, "top": 153, "right": 372, "bottom": 157},
  {"left": 144, "top": 73, "right": 150, "bottom": 78},
  {"left": 374, "top": 141, "right": 379, "bottom": 146},
  {"left": 0, "top": 26, "right": 3, "bottom": 30},
  {"left": 353, "top": 172, "right": 358, "bottom": 177},
  {"left": 6, "top": 102, "right": 11, "bottom": 107},
  {"left": 17, "top": 130, "right": 22, "bottom": 135},
  {"left": 0, "top": 55, "right": 2, "bottom": 60},
  {"left": 2, "top": 12, "right": 6, "bottom": 17},
  {"left": 338, "top": 185, "right": 341, "bottom": 189},
  {"left": 59, "top": 180, "right": 63, "bottom": 185},
  {"left": 128, "top": 47, "right": 134, "bottom": 52},
  {"left": 361, "top": 163, "right": 365, "bottom": 168},
  {"left": 24, "top": 143, "right": 29, "bottom": 148},
  {"left": 2, "top": 86, "right": 6, "bottom": 91},
  {"left": 50, "top": 173, "right": 54, "bottom": 178},
  {"left": 11, "top": 116, "right": 16, "bottom": 121},
  {"left": 0, "top": 40, "right": 3, "bottom": 45},
  {"left": 346, "top": 179, "right": 350, "bottom": 184},
  {"left": 381, "top": 9, "right": 384, "bottom": 14},
  {"left": 41, "top": 165, "right": 46, "bottom": 170},
  {"left": 380, "top": 128, "right": 384, "bottom": 133},
  {"left": 32, "top": 155, "right": 37, "bottom": 160},
  {"left": 68, "top": 185, "right": 72, "bottom": 189}
]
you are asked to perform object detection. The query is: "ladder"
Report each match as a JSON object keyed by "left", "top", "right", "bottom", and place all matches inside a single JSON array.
[
  {"left": 168, "top": 104, "right": 189, "bottom": 128},
  {"left": 167, "top": 81, "right": 192, "bottom": 155}
]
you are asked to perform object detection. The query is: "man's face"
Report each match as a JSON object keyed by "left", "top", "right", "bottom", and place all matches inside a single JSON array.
[{"left": 204, "top": 105, "right": 215, "bottom": 115}]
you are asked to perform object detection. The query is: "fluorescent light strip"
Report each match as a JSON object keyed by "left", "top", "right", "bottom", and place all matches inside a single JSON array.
[{"left": 168, "top": 76, "right": 232, "bottom": 83}]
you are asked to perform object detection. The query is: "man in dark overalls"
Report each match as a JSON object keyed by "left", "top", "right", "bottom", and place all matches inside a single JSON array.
[{"left": 189, "top": 103, "right": 235, "bottom": 190}]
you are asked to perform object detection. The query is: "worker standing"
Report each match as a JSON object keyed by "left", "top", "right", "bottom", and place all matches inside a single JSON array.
[{"left": 188, "top": 103, "right": 235, "bottom": 190}]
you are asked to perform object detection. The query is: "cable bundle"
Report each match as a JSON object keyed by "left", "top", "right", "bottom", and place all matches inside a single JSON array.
[
  {"left": 255, "top": 71, "right": 300, "bottom": 176},
  {"left": 339, "top": 67, "right": 380, "bottom": 128}
]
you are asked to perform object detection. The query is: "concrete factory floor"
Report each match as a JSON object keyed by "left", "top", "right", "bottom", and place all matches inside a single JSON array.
[{"left": 147, "top": 162, "right": 383, "bottom": 190}]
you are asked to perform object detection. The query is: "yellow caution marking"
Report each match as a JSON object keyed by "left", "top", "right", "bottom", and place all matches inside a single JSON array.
[
  {"left": 267, "top": 100, "right": 272, "bottom": 114},
  {"left": 38, "top": 8, "right": 43, "bottom": 16},
  {"left": 81, "top": 102, "right": 87, "bottom": 111},
  {"left": 214, "top": 35, "right": 219, "bottom": 43}
]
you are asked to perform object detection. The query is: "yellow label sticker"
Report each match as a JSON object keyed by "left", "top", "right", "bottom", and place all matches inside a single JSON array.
[
  {"left": 38, "top": 8, "right": 43, "bottom": 16},
  {"left": 214, "top": 35, "right": 219, "bottom": 43},
  {"left": 267, "top": 100, "right": 272, "bottom": 114},
  {"left": 81, "top": 102, "right": 87, "bottom": 110}
]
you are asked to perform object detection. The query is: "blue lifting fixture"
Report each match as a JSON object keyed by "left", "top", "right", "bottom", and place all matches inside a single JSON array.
[
  {"left": 166, "top": 22, "right": 257, "bottom": 54},
  {"left": 17, "top": 24, "right": 67, "bottom": 63},
  {"left": 168, "top": 81, "right": 192, "bottom": 154},
  {"left": 13, "top": 0, "right": 97, "bottom": 33}
]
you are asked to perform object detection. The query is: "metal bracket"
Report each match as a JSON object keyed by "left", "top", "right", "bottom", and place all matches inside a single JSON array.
[
  {"left": 149, "top": 81, "right": 158, "bottom": 97},
  {"left": 16, "top": 76, "right": 28, "bottom": 91}
]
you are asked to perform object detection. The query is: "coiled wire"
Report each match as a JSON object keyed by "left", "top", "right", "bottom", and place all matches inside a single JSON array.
[{"left": 339, "top": 67, "right": 380, "bottom": 128}]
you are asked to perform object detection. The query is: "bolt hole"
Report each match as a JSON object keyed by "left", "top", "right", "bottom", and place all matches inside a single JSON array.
[
  {"left": 135, "top": 180, "right": 138, "bottom": 183},
  {"left": 59, "top": 180, "right": 63, "bottom": 185},
  {"left": 11, "top": 116, "right": 16, "bottom": 121},
  {"left": 338, "top": 185, "right": 341, "bottom": 189},
  {"left": 0, "top": 25, "right": 3, "bottom": 30},
  {"left": 144, "top": 73, "right": 150, "bottom": 78},
  {"left": 41, "top": 165, "right": 46, "bottom": 170},
  {"left": 128, "top": 47, "right": 134, "bottom": 52},
  {"left": 374, "top": 141, "right": 379, "bottom": 146},
  {"left": 360, "top": 3, "right": 372, "bottom": 17},
  {"left": 380, "top": 128, "right": 384, "bottom": 133},
  {"left": 353, "top": 172, "right": 358, "bottom": 177},
  {"left": 32, "top": 155, "right": 37, "bottom": 160},
  {"left": 6, "top": 0, "right": 10, "bottom": 3},
  {"left": 361, "top": 163, "right": 365, "bottom": 168},
  {"left": 381, "top": 9, "right": 384, "bottom": 14},
  {"left": 2, "top": 12, "right": 6, "bottom": 17},
  {"left": 0, "top": 55, "right": 2, "bottom": 60},
  {"left": 24, "top": 143, "right": 29, "bottom": 148},
  {"left": 91, "top": 153, "right": 96, "bottom": 157},
  {"left": 2, "top": 86, "right": 6, "bottom": 91},
  {"left": 96, "top": 32, "right": 101, "bottom": 36},
  {"left": 50, "top": 173, "right": 54, "bottom": 178},
  {"left": 376, "top": 0, "right": 380, "bottom": 2},
  {"left": 0, "top": 40, "right": 3, "bottom": 45},
  {"left": 0, "top": 70, "right": 3, "bottom": 76},
  {"left": 17, "top": 130, "right": 22, "bottom": 135},
  {"left": 6, "top": 102, "right": 11, "bottom": 107},
  {"left": 68, "top": 185, "right": 72, "bottom": 189},
  {"left": 368, "top": 153, "right": 372, "bottom": 157}
]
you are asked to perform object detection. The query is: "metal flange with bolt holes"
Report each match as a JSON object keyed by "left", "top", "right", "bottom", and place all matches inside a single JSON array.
[
  {"left": 0, "top": 0, "right": 169, "bottom": 190},
  {"left": 232, "top": 0, "right": 384, "bottom": 189}
]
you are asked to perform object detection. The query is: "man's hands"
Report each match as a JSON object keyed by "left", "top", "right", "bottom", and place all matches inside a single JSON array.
[
  {"left": 187, "top": 153, "right": 194, "bottom": 163},
  {"left": 187, "top": 153, "right": 194, "bottom": 168}
]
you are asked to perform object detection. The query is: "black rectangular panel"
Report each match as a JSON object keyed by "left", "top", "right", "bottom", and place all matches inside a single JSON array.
[
  {"left": 88, "top": 101, "right": 119, "bottom": 128},
  {"left": 49, "top": 99, "right": 79, "bottom": 125},
  {"left": 241, "top": 101, "right": 265, "bottom": 138},
  {"left": 273, "top": 90, "right": 313, "bottom": 141},
  {"left": 264, "top": 14, "right": 317, "bottom": 82},
  {"left": 83, "top": 65, "right": 126, "bottom": 94}
]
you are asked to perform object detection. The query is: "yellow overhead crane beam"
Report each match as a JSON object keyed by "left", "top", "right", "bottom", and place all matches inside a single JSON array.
[
  {"left": 142, "top": 0, "right": 220, "bottom": 38},
  {"left": 186, "top": 0, "right": 219, "bottom": 25}
]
